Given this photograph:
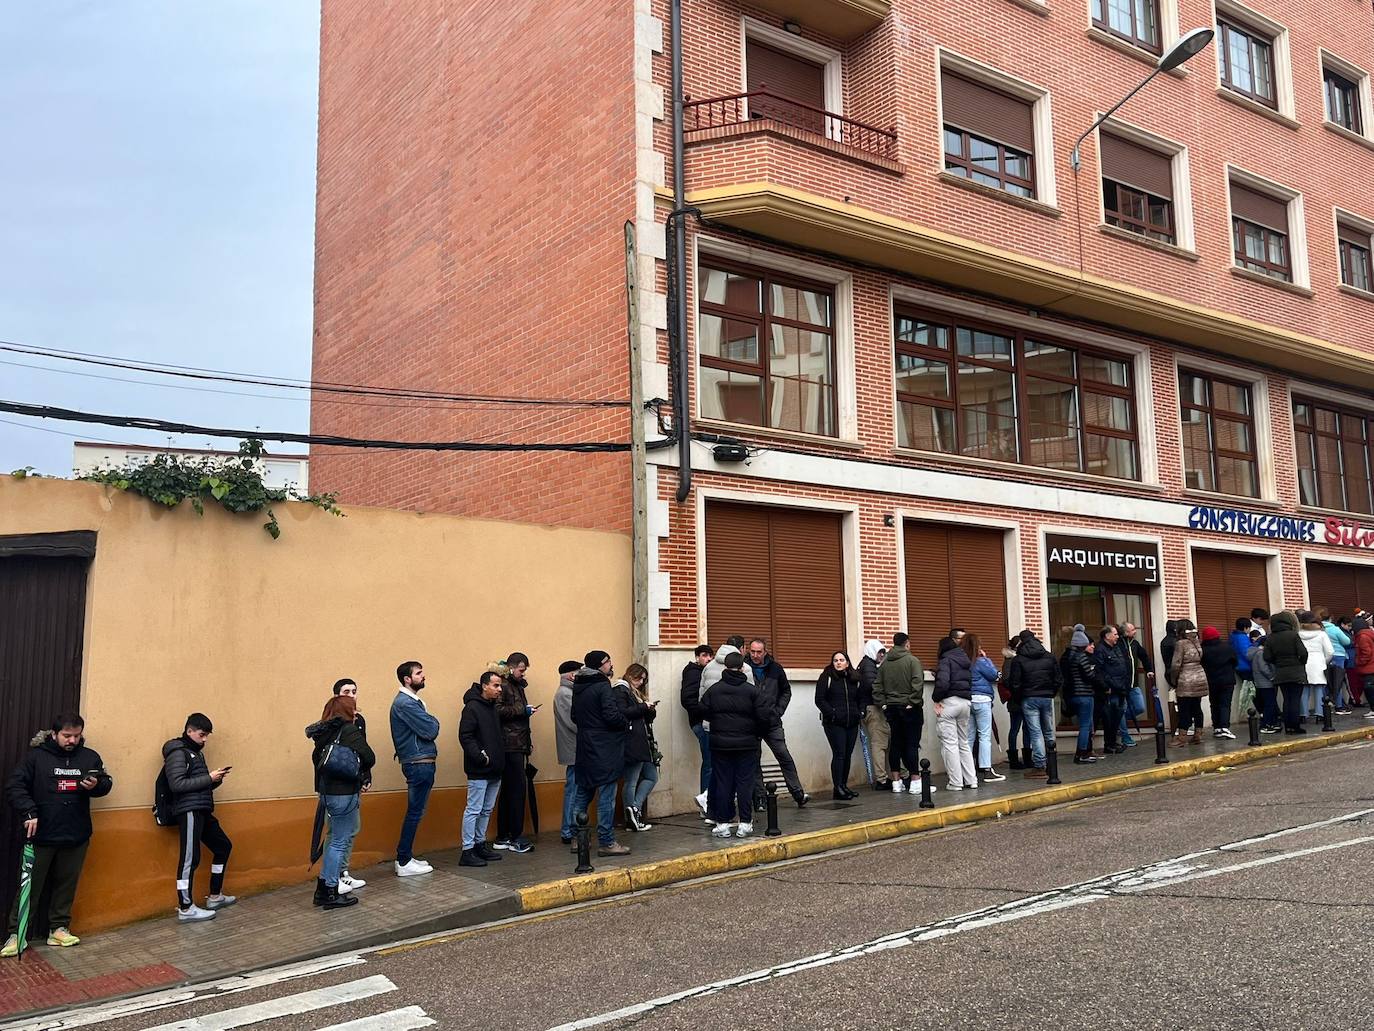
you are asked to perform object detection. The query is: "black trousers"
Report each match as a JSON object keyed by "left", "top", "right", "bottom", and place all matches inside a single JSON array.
[
  {"left": 496, "top": 751, "right": 527, "bottom": 841},
  {"left": 1209, "top": 682, "right": 1235, "bottom": 730},
  {"left": 8, "top": 840, "right": 89, "bottom": 936},
  {"left": 1103, "top": 694, "right": 1124, "bottom": 749},
  {"left": 709, "top": 749, "right": 757, "bottom": 824},
  {"left": 885, "top": 705, "right": 923, "bottom": 783},
  {"left": 1257, "top": 686, "right": 1280, "bottom": 727},
  {"left": 1177, "top": 696, "right": 1205, "bottom": 733},
  {"left": 1280, "top": 682, "right": 1305, "bottom": 730},
  {"left": 176, "top": 811, "right": 231, "bottom": 909},
  {"left": 823, "top": 723, "right": 859, "bottom": 790},
  {"left": 754, "top": 723, "right": 804, "bottom": 802}
]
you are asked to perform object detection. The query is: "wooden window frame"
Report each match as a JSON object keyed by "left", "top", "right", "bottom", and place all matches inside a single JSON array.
[
  {"left": 1103, "top": 177, "right": 1175, "bottom": 243},
  {"left": 1091, "top": 0, "right": 1162, "bottom": 55},
  {"left": 1339, "top": 237, "right": 1372, "bottom": 292},
  {"left": 1325, "top": 68, "right": 1363, "bottom": 134},
  {"left": 1232, "top": 216, "right": 1291, "bottom": 281},
  {"left": 1178, "top": 370, "right": 1259, "bottom": 497},
  {"left": 1218, "top": 19, "right": 1277, "bottom": 110},
  {"left": 893, "top": 308, "right": 1140, "bottom": 480},
  {"left": 1294, "top": 398, "right": 1374, "bottom": 514},
  {"left": 943, "top": 127, "right": 1035, "bottom": 199}
]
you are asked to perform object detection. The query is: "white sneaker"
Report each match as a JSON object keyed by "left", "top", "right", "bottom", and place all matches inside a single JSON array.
[
  {"left": 946, "top": 783, "right": 965, "bottom": 791},
  {"left": 891, "top": 780, "right": 905, "bottom": 793},
  {"left": 177, "top": 904, "right": 216, "bottom": 922},
  {"left": 1217, "top": 728, "right": 1236, "bottom": 740},
  {"left": 695, "top": 791, "right": 709, "bottom": 818},
  {"left": 340, "top": 871, "right": 366, "bottom": 890},
  {"left": 735, "top": 822, "right": 753, "bottom": 837},
  {"left": 395, "top": 859, "right": 432, "bottom": 877},
  {"left": 205, "top": 894, "right": 236, "bottom": 910},
  {"left": 711, "top": 823, "right": 734, "bottom": 838}
]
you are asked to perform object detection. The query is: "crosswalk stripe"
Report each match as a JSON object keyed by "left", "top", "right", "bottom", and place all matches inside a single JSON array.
[
  {"left": 313, "top": 1007, "right": 436, "bottom": 1031},
  {"left": 137, "top": 975, "right": 397, "bottom": 1031}
]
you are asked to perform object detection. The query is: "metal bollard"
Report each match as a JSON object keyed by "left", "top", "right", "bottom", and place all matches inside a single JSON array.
[
  {"left": 1323, "top": 697, "right": 1335, "bottom": 733},
  {"left": 918, "top": 758, "right": 936, "bottom": 808},
  {"left": 574, "top": 811, "right": 594, "bottom": 874},
  {"left": 1155, "top": 720, "right": 1168, "bottom": 764},
  {"left": 1247, "top": 708, "right": 1261, "bottom": 747},
  {"left": 765, "top": 783, "right": 782, "bottom": 837},
  {"left": 1045, "top": 741, "right": 1062, "bottom": 785}
]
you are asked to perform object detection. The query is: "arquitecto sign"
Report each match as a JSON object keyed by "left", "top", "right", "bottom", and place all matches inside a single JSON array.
[
  {"left": 1045, "top": 533, "right": 1160, "bottom": 585},
  {"left": 1187, "top": 505, "right": 1374, "bottom": 550}
]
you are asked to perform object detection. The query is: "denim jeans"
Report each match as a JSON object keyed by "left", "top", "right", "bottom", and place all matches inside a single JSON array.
[
  {"left": 561, "top": 766, "right": 577, "bottom": 840},
  {"left": 692, "top": 723, "right": 712, "bottom": 793},
  {"left": 396, "top": 761, "right": 436, "bottom": 864},
  {"left": 970, "top": 698, "right": 994, "bottom": 768},
  {"left": 461, "top": 778, "right": 501, "bottom": 850},
  {"left": 1022, "top": 697, "right": 1055, "bottom": 768},
  {"left": 623, "top": 761, "right": 659, "bottom": 811},
  {"left": 1007, "top": 704, "right": 1023, "bottom": 754},
  {"left": 1119, "top": 686, "right": 1145, "bottom": 743},
  {"left": 1303, "top": 683, "right": 1326, "bottom": 717},
  {"left": 322, "top": 793, "right": 360, "bottom": 887},
  {"left": 1071, "top": 695, "right": 1095, "bottom": 753},
  {"left": 571, "top": 781, "right": 618, "bottom": 846}
]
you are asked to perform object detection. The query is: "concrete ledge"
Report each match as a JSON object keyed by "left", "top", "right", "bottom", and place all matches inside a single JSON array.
[{"left": 516, "top": 726, "right": 1374, "bottom": 915}]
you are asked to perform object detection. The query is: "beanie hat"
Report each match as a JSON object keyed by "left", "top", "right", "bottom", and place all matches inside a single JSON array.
[
  {"left": 723, "top": 651, "right": 745, "bottom": 670},
  {"left": 584, "top": 650, "right": 610, "bottom": 670},
  {"left": 558, "top": 659, "right": 580, "bottom": 675},
  {"left": 1201, "top": 626, "right": 1221, "bottom": 641},
  {"left": 1070, "top": 624, "right": 1090, "bottom": 648}
]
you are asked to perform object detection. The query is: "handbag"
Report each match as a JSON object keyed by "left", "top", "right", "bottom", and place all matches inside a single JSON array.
[{"left": 317, "top": 727, "right": 361, "bottom": 782}]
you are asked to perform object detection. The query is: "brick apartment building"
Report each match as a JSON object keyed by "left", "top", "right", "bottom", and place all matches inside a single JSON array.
[{"left": 311, "top": 0, "right": 1374, "bottom": 782}]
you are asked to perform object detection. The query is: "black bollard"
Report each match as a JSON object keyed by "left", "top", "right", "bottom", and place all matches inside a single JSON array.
[
  {"left": 1247, "top": 708, "right": 1261, "bottom": 747},
  {"left": 1323, "top": 697, "right": 1335, "bottom": 733},
  {"left": 918, "top": 758, "right": 935, "bottom": 808},
  {"left": 1021, "top": 745, "right": 1033, "bottom": 770},
  {"left": 765, "top": 783, "right": 782, "bottom": 837},
  {"left": 574, "top": 811, "right": 594, "bottom": 874},
  {"left": 1155, "top": 720, "right": 1168, "bottom": 764},
  {"left": 1045, "top": 741, "right": 1062, "bottom": 785}
]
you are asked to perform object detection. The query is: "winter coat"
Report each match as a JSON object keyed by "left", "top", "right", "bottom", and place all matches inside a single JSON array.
[
  {"left": 814, "top": 666, "right": 865, "bottom": 727},
  {"left": 1199, "top": 638, "right": 1238, "bottom": 689},
  {"left": 874, "top": 646, "right": 924, "bottom": 708},
  {"left": 1298, "top": 627, "right": 1333, "bottom": 685},
  {"left": 1010, "top": 637, "right": 1061, "bottom": 700},
  {"left": 933, "top": 647, "right": 973, "bottom": 703},
  {"left": 680, "top": 661, "right": 706, "bottom": 727},
  {"left": 970, "top": 655, "right": 1000, "bottom": 700},
  {"left": 615, "top": 680, "right": 656, "bottom": 765},
  {"left": 4, "top": 732, "right": 112, "bottom": 846},
  {"left": 1263, "top": 611, "right": 1309, "bottom": 686},
  {"left": 1229, "top": 631, "right": 1254, "bottom": 675},
  {"left": 1248, "top": 643, "right": 1275, "bottom": 693},
  {"left": 458, "top": 683, "right": 505, "bottom": 780},
  {"left": 1062, "top": 647, "right": 1098, "bottom": 699},
  {"left": 1096, "top": 638, "right": 1134, "bottom": 695},
  {"left": 858, "top": 639, "right": 884, "bottom": 707},
  {"left": 390, "top": 690, "right": 440, "bottom": 763},
  {"left": 747, "top": 654, "right": 792, "bottom": 718},
  {"left": 570, "top": 668, "right": 629, "bottom": 787},
  {"left": 553, "top": 674, "right": 577, "bottom": 767},
  {"left": 699, "top": 645, "right": 754, "bottom": 701},
  {"left": 1160, "top": 631, "right": 1180, "bottom": 686},
  {"left": 162, "top": 736, "right": 219, "bottom": 816},
  {"left": 1170, "top": 637, "right": 1209, "bottom": 698},
  {"left": 1323, "top": 621, "right": 1351, "bottom": 662},
  {"left": 704, "top": 669, "right": 771, "bottom": 752},
  {"left": 1355, "top": 625, "right": 1374, "bottom": 675},
  {"left": 307, "top": 717, "right": 375, "bottom": 794},
  {"left": 497, "top": 675, "right": 533, "bottom": 755},
  {"left": 1125, "top": 636, "right": 1155, "bottom": 677}
]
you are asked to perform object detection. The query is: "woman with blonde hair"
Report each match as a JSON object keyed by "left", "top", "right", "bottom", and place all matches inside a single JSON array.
[{"left": 616, "top": 663, "right": 659, "bottom": 831}]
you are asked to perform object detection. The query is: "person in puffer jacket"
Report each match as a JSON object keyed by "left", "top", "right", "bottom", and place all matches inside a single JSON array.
[
  {"left": 1061, "top": 625, "right": 1099, "bottom": 763},
  {"left": 1318, "top": 607, "right": 1352, "bottom": 714},
  {"left": 1198, "top": 626, "right": 1238, "bottom": 741},
  {"left": 1297, "top": 612, "right": 1334, "bottom": 723},
  {"left": 1169, "top": 624, "right": 1208, "bottom": 744},
  {"left": 933, "top": 640, "right": 976, "bottom": 790},
  {"left": 1353, "top": 615, "right": 1374, "bottom": 711},
  {"left": 814, "top": 651, "right": 864, "bottom": 799},
  {"left": 1263, "top": 610, "right": 1309, "bottom": 734},
  {"left": 1010, "top": 632, "right": 1061, "bottom": 777},
  {"left": 164, "top": 713, "right": 234, "bottom": 921}
]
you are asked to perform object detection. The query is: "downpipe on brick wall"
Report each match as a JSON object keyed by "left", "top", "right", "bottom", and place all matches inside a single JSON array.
[{"left": 669, "top": 0, "right": 692, "bottom": 504}]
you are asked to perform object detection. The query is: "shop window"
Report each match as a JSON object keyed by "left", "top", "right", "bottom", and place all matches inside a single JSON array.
[
  {"left": 1294, "top": 399, "right": 1374, "bottom": 515},
  {"left": 1178, "top": 370, "right": 1258, "bottom": 497},
  {"left": 1100, "top": 132, "right": 1175, "bottom": 244}
]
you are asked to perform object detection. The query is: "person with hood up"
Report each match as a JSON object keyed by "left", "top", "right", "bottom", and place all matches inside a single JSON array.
[
  {"left": 308, "top": 695, "right": 375, "bottom": 905},
  {"left": 458, "top": 672, "right": 507, "bottom": 869},
  {"left": 1247, "top": 629, "right": 1280, "bottom": 733},
  {"left": 874, "top": 632, "right": 926, "bottom": 793},
  {"left": 1263, "top": 610, "right": 1309, "bottom": 733},
  {"left": 967, "top": 635, "right": 1005, "bottom": 781},
  {"left": 1010, "top": 631, "right": 1060, "bottom": 778},
  {"left": 1001, "top": 638, "right": 1025, "bottom": 769},
  {"left": 1062, "top": 625, "right": 1099, "bottom": 763},
  {"left": 1159, "top": 621, "right": 1180, "bottom": 689},
  {"left": 934, "top": 636, "right": 977, "bottom": 790},
  {"left": 1318, "top": 608, "right": 1352, "bottom": 715},
  {"left": 2, "top": 714, "right": 112, "bottom": 956},
  {"left": 569, "top": 651, "right": 632, "bottom": 856},
  {"left": 1169, "top": 623, "right": 1208, "bottom": 745},
  {"left": 1095, "top": 626, "right": 1133, "bottom": 754},
  {"left": 1198, "top": 626, "right": 1238, "bottom": 740},
  {"left": 1297, "top": 611, "right": 1334, "bottom": 722},
  {"left": 1354, "top": 615, "right": 1374, "bottom": 717},
  {"left": 858, "top": 640, "right": 895, "bottom": 790},
  {"left": 815, "top": 651, "right": 865, "bottom": 799},
  {"left": 553, "top": 659, "right": 580, "bottom": 845},
  {"left": 493, "top": 652, "right": 536, "bottom": 854},
  {"left": 617, "top": 664, "right": 659, "bottom": 832},
  {"left": 704, "top": 652, "right": 772, "bottom": 837}
]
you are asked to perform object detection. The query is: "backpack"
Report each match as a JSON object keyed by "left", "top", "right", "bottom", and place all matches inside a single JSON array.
[
  {"left": 316, "top": 726, "right": 361, "bottom": 783},
  {"left": 152, "top": 764, "right": 178, "bottom": 827}
]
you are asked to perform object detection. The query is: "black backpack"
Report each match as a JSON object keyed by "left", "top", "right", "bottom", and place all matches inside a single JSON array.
[{"left": 152, "top": 747, "right": 190, "bottom": 827}]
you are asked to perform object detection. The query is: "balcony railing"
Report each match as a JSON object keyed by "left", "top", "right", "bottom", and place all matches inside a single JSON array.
[{"left": 684, "top": 89, "right": 898, "bottom": 164}]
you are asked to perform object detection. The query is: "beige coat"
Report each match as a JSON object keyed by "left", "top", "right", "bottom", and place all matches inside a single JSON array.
[{"left": 1170, "top": 635, "right": 1209, "bottom": 698}]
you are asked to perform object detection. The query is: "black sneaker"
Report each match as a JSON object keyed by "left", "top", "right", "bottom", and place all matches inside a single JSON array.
[
  {"left": 509, "top": 838, "right": 534, "bottom": 854},
  {"left": 458, "top": 849, "right": 487, "bottom": 868}
]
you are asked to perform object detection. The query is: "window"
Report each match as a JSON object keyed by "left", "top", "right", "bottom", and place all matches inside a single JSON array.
[
  {"left": 1218, "top": 18, "right": 1276, "bottom": 108},
  {"left": 1178, "top": 370, "right": 1258, "bottom": 497},
  {"left": 1339, "top": 222, "right": 1373, "bottom": 292},
  {"left": 1092, "top": 0, "right": 1161, "bottom": 53},
  {"left": 893, "top": 310, "right": 1138, "bottom": 479},
  {"left": 1325, "top": 68, "right": 1363, "bottom": 134},
  {"left": 1294, "top": 400, "right": 1374, "bottom": 514},
  {"left": 940, "top": 70, "right": 1036, "bottom": 199},
  {"left": 698, "top": 260, "right": 836, "bottom": 436},
  {"left": 1230, "top": 182, "right": 1290, "bottom": 281},
  {"left": 1100, "top": 132, "right": 1174, "bottom": 243},
  {"left": 745, "top": 38, "right": 826, "bottom": 133}
]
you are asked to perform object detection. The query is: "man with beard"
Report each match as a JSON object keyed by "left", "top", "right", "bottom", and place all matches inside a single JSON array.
[{"left": 390, "top": 660, "right": 439, "bottom": 876}]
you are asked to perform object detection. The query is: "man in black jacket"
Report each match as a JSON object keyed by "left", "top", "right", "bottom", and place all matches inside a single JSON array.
[
  {"left": 745, "top": 638, "right": 808, "bottom": 808},
  {"left": 2, "top": 713, "right": 111, "bottom": 955},
  {"left": 680, "top": 644, "right": 714, "bottom": 814},
  {"left": 164, "top": 713, "right": 233, "bottom": 922},
  {"left": 570, "top": 651, "right": 632, "bottom": 857},
  {"left": 705, "top": 652, "right": 772, "bottom": 837},
  {"left": 458, "top": 672, "right": 507, "bottom": 868},
  {"left": 1009, "top": 632, "right": 1061, "bottom": 779}
]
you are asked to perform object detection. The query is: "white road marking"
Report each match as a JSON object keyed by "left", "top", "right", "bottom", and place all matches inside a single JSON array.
[
  {"left": 137, "top": 975, "right": 396, "bottom": 1031},
  {"left": 314, "top": 1007, "right": 436, "bottom": 1031},
  {"left": 546, "top": 812, "right": 1374, "bottom": 1030},
  {"left": 5, "top": 957, "right": 367, "bottom": 1031}
]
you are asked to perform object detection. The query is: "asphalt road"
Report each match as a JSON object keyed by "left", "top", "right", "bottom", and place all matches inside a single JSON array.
[{"left": 16, "top": 739, "right": 1374, "bottom": 1031}]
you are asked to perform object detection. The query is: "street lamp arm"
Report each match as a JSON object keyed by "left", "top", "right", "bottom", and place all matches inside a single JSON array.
[{"left": 1069, "top": 67, "right": 1163, "bottom": 173}]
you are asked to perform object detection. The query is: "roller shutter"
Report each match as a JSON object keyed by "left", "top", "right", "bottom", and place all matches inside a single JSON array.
[
  {"left": 1191, "top": 550, "right": 1270, "bottom": 633},
  {"left": 1306, "top": 560, "right": 1374, "bottom": 617},
  {"left": 903, "top": 522, "right": 1010, "bottom": 667}
]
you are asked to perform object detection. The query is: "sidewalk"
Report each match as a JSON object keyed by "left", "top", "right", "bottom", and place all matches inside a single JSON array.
[{"left": 5, "top": 718, "right": 1372, "bottom": 1020}]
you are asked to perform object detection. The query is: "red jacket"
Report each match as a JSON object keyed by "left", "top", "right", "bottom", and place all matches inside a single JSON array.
[{"left": 1354, "top": 628, "right": 1374, "bottom": 675}]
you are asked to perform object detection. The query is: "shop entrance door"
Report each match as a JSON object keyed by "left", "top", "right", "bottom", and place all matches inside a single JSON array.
[{"left": 1047, "top": 583, "right": 1156, "bottom": 730}]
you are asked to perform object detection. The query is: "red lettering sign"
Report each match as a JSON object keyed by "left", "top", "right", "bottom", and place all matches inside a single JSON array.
[{"left": 1324, "top": 518, "right": 1374, "bottom": 550}]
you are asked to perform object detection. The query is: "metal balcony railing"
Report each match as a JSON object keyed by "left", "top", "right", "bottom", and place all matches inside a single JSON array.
[{"left": 684, "top": 89, "right": 898, "bottom": 163}]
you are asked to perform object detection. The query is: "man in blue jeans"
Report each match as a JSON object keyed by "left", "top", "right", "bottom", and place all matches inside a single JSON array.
[
  {"left": 390, "top": 660, "right": 439, "bottom": 877},
  {"left": 569, "top": 650, "right": 632, "bottom": 857},
  {"left": 1008, "top": 631, "right": 1061, "bottom": 778},
  {"left": 679, "top": 645, "right": 714, "bottom": 814}
]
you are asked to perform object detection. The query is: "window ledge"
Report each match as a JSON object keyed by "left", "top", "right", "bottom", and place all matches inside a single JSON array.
[
  {"left": 1004, "top": 0, "right": 1050, "bottom": 16},
  {"left": 1085, "top": 27, "right": 1185, "bottom": 77},
  {"left": 936, "top": 171, "right": 1061, "bottom": 218},
  {"left": 1216, "top": 86, "right": 1299, "bottom": 129},
  {"left": 1097, "top": 223, "right": 1200, "bottom": 262},
  {"left": 1338, "top": 283, "right": 1374, "bottom": 303},
  {"left": 891, "top": 445, "right": 1163, "bottom": 491},
  {"left": 1323, "top": 120, "right": 1374, "bottom": 153},
  {"left": 1182, "top": 488, "right": 1281, "bottom": 509},
  {"left": 694, "top": 417, "right": 866, "bottom": 450},
  {"left": 1230, "top": 265, "right": 1314, "bottom": 297}
]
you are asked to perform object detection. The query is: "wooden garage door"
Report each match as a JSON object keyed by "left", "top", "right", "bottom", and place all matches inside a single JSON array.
[
  {"left": 705, "top": 501, "right": 844, "bottom": 669},
  {"left": 1192, "top": 550, "right": 1269, "bottom": 634},
  {"left": 903, "top": 522, "right": 1009, "bottom": 667},
  {"left": 1307, "top": 561, "right": 1374, "bottom": 618}
]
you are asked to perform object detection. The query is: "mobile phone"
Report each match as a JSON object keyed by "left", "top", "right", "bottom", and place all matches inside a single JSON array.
[
  {"left": 222, "top": 765, "right": 234, "bottom": 772},
  {"left": 530, "top": 704, "right": 542, "bottom": 713}
]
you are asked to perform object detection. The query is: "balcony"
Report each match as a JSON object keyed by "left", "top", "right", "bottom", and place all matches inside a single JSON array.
[
  {"left": 684, "top": 90, "right": 900, "bottom": 170},
  {"left": 742, "top": 0, "right": 890, "bottom": 40}
]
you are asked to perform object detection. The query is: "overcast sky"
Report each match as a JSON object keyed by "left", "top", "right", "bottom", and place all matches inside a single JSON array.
[{"left": 0, "top": 1, "right": 319, "bottom": 476}]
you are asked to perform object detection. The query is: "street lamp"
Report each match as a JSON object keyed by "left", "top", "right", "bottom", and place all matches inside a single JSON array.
[{"left": 1069, "top": 26, "right": 1215, "bottom": 172}]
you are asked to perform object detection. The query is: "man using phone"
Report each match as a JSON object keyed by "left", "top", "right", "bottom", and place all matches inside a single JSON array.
[
  {"left": 494, "top": 652, "right": 536, "bottom": 854},
  {"left": 2, "top": 713, "right": 112, "bottom": 956},
  {"left": 164, "top": 713, "right": 235, "bottom": 921}
]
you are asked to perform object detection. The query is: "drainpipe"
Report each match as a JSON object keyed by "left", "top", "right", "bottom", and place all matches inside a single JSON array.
[{"left": 669, "top": 0, "right": 692, "bottom": 503}]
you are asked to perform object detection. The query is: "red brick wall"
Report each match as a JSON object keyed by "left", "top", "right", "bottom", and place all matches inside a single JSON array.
[{"left": 310, "top": 0, "right": 639, "bottom": 531}]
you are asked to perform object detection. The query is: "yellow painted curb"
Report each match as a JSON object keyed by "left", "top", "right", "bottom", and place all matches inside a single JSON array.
[{"left": 515, "top": 726, "right": 1374, "bottom": 915}]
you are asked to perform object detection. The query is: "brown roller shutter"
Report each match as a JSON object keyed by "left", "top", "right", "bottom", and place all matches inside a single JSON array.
[
  {"left": 1338, "top": 222, "right": 1372, "bottom": 248},
  {"left": 1192, "top": 550, "right": 1270, "bottom": 633},
  {"left": 905, "top": 523, "right": 953, "bottom": 667},
  {"left": 1358, "top": 568, "right": 1374, "bottom": 612},
  {"left": 949, "top": 526, "right": 1010, "bottom": 656},
  {"left": 705, "top": 503, "right": 775, "bottom": 650},
  {"left": 1100, "top": 133, "right": 1173, "bottom": 198},
  {"left": 1307, "top": 561, "right": 1358, "bottom": 618},
  {"left": 745, "top": 40, "right": 826, "bottom": 132},
  {"left": 1190, "top": 552, "right": 1227, "bottom": 636},
  {"left": 1230, "top": 183, "right": 1288, "bottom": 232},
  {"left": 940, "top": 71, "right": 1035, "bottom": 152},
  {"left": 904, "top": 522, "right": 1009, "bottom": 667}
]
